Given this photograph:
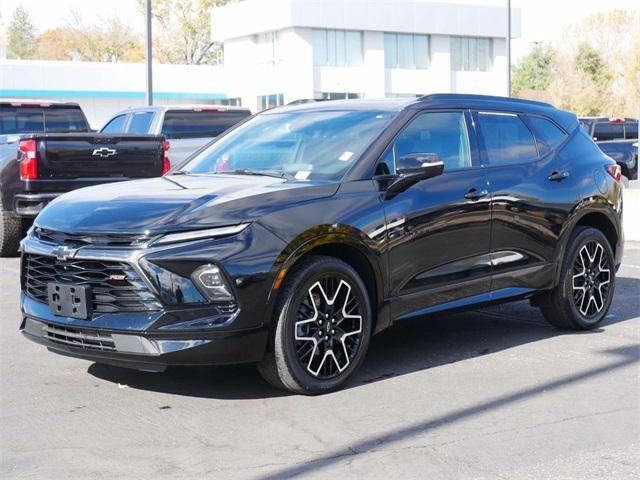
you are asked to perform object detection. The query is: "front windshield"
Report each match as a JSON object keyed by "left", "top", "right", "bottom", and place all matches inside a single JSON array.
[{"left": 182, "top": 109, "right": 396, "bottom": 181}]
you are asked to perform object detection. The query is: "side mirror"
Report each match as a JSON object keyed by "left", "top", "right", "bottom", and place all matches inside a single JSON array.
[{"left": 385, "top": 153, "right": 444, "bottom": 197}]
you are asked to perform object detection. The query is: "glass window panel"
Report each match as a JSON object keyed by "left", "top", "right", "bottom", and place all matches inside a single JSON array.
[
  {"left": 384, "top": 33, "right": 397, "bottom": 68},
  {"left": 327, "top": 30, "right": 337, "bottom": 65},
  {"left": 477, "top": 38, "right": 491, "bottom": 71},
  {"left": 397, "top": 34, "right": 413, "bottom": 68},
  {"left": 127, "top": 112, "right": 154, "bottom": 134},
  {"left": 478, "top": 113, "right": 537, "bottom": 165},
  {"left": 468, "top": 37, "right": 478, "bottom": 70},
  {"left": 394, "top": 112, "right": 471, "bottom": 170},
  {"left": 313, "top": 29, "right": 327, "bottom": 66},
  {"left": 450, "top": 37, "right": 461, "bottom": 70},
  {"left": 414, "top": 35, "right": 429, "bottom": 69},
  {"left": 345, "top": 31, "right": 362, "bottom": 66},
  {"left": 527, "top": 116, "right": 567, "bottom": 155},
  {"left": 335, "top": 30, "right": 346, "bottom": 66}
]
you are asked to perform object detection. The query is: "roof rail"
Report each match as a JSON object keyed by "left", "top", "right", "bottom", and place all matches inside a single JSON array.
[{"left": 417, "top": 93, "right": 555, "bottom": 109}]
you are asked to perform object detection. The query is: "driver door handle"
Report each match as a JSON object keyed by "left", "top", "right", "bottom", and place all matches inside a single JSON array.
[
  {"left": 464, "top": 188, "right": 489, "bottom": 201},
  {"left": 547, "top": 170, "right": 570, "bottom": 182}
]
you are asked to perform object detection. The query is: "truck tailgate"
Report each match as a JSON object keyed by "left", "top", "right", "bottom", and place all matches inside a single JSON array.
[{"left": 36, "top": 134, "right": 164, "bottom": 179}]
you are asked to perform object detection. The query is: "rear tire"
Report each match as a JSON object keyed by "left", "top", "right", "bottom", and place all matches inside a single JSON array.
[
  {"left": 0, "top": 198, "right": 24, "bottom": 257},
  {"left": 258, "top": 256, "right": 372, "bottom": 395},
  {"left": 540, "top": 227, "right": 615, "bottom": 330}
]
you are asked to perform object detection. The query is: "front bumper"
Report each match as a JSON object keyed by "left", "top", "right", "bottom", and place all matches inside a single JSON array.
[
  {"left": 19, "top": 223, "right": 285, "bottom": 370},
  {"left": 21, "top": 295, "right": 269, "bottom": 370}
]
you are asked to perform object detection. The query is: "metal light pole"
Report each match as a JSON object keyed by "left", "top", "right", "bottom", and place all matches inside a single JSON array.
[
  {"left": 506, "top": 0, "right": 511, "bottom": 96},
  {"left": 144, "top": 0, "right": 153, "bottom": 105}
]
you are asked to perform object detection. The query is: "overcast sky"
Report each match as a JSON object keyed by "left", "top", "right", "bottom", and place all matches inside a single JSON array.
[{"left": 1, "top": 0, "right": 638, "bottom": 62}]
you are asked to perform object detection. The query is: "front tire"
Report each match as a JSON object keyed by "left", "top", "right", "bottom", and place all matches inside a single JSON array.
[
  {"left": 540, "top": 227, "right": 615, "bottom": 330},
  {"left": 258, "top": 256, "right": 372, "bottom": 395}
]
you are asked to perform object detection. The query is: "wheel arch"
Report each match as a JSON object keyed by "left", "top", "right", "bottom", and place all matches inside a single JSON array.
[
  {"left": 554, "top": 207, "right": 620, "bottom": 285},
  {"left": 266, "top": 228, "right": 388, "bottom": 334}
]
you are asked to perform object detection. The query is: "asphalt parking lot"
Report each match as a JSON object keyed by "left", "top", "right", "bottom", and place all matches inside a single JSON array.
[{"left": 1, "top": 248, "right": 639, "bottom": 479}]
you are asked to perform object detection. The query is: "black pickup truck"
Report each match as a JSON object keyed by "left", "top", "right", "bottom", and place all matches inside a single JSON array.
[
  {"left": 0, "top": 100, "right": 169, "bottom": 255},
  {"left": 579, "top": 117, "right": 638, "bottom": 182}
]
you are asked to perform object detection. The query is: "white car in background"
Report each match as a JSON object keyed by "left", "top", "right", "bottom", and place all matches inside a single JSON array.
[{"left": 100, "top": 105, "right": 252, "bottom": 165}]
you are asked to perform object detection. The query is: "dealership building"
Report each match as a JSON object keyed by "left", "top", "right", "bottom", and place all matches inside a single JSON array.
[{"left": 0, "top": 0, "right": 520, "bottom": 128}]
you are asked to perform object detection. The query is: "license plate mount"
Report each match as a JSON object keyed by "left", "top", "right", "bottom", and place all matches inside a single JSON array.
[{"left": 47, "top": 283, "right": 92, "bottom": 320}]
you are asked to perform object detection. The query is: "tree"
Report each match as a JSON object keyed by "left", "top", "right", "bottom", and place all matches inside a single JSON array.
[
  {"left": 35, "top": 28, "right": 77, "bottom": 61},
  {"left": 574, "top": 43, "right": 611, "bottom": 88},
  {"left": 64, "top": 11, "right": 144, "bottom": 62},
  {"left": 7, "top": 4, "right": 37, "bottom": 59},
  {"left": 137, "top": 0, "right": 234, "bottom": 64},
  {"left": 512, "top": 43, "right": 556, "bottom": 95}
]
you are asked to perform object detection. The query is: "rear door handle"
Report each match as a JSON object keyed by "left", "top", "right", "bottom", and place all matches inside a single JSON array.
[
  {"left": 464, "top": 188, "right": 489, "bottom": 200},
  {"left": 547, "top": 170, "right": 570, "bottom": 182}
]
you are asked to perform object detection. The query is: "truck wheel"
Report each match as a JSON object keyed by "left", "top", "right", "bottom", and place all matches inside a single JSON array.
[
  {"left": 258, "top": 256, "right": 372, "bottom": 395},
  {"left": 540, "top": 227, "right": 615, "bottom": 330},
  {"left": 0, "top": 198, "right": 24, "bottom": 257}
]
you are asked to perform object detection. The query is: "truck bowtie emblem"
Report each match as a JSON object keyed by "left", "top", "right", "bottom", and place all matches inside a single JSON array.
[{"left": 92, "top": 147, "right": 117, "bottom": 157}]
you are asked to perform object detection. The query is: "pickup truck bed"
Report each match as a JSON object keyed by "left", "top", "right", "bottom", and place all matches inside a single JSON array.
[{"left": 0, "top": 133, "right": 167, "bottom": 255}]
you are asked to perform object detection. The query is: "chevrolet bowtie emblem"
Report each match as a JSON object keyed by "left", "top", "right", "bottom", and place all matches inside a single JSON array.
[
  {"left": 52, "top": 245, "right": 79, "bottom": 261},
  {"left": 92, "top": 147, "right": 117, "bottom": 157}
]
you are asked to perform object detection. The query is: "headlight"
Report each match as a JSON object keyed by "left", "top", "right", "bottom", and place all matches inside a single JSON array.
[
  {"left": 191, "top": 264, "right": 235, "bottom": 302},
  {"left": 153, "top": 224, "right": 250, "bottom": 246}
]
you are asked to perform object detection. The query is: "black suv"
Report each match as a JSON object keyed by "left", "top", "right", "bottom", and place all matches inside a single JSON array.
[{"left": 20, "top": 95, "right": 624, "bottom": 394}]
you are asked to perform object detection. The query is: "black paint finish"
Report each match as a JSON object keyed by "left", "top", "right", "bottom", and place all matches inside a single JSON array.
[{"left": 19, "top": 94, "right": 624, "bottom": 370}]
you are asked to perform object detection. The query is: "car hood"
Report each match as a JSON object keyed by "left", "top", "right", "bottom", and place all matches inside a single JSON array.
[{"left": 35, "top": 174, "right": 339, "bottom": 234}]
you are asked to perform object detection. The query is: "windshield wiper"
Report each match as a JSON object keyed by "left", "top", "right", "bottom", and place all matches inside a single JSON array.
[{"left": 221, "top": 169, "right": 293, "bottom": 180}]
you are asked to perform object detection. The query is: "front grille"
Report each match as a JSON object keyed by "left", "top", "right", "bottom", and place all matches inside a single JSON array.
[
  {"left": 34, "top": 227, "right": 152, "bottom": 248},
  {"left": 42, "top": 322, "right": 116, "bottom": 351},
  {"left": 23, "top": 254, "right": 161, "bottom": 316}
]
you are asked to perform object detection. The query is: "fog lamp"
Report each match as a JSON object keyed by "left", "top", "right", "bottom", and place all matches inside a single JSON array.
[{"left": 191, "top": 264, "right": 234, "bottom": 302}]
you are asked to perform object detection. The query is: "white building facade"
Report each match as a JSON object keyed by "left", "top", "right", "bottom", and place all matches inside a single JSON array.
[
  {"left": 0, "top": 0, "right": 520, "bottom": 127},
  {"left": 213, "top": 0, "right": 521, "bottom": 112}
]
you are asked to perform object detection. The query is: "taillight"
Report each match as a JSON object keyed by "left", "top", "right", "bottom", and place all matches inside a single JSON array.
[
  {"left": 161, "top": 139, "right": 171, "bottom": 175},
  {"left": 607, "top": 164, "right": 622, "bottom": 182},
  {"left": 19, "top": 139, "right": 38, "bottom": 180}
]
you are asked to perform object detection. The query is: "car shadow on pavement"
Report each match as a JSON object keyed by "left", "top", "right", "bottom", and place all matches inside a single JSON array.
[{"left": 87, "top": 276, "right": 639, "bottom": 400}]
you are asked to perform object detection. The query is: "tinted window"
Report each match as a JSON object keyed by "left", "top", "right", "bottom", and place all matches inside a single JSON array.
[
  {"left": 184, "top": 110, "right": 394, "bottom": 181},
  {"left": 392, "top": 111, "right": 471, "bottom": 171},
  {"left": 44, "top": 107, "right": 89, "bottom": 132},
  {"left": 127, "top": 112, "right": 154, "bottom": 134},
  {"left": 593, "top": 122, "right": 624, "bottom": 141},
  {"left": 478, "top": 113, "right": 537, "bottom": 166},
  {"left": 625, "top": 121, "right": 638, "bottom": 139},
  {"left": 162, "top": 110, "right": 250, "bottom": 139},
  {"left": 101, "top": 114, "right": 127, "bottom": 134},
  {"left": 527, "top": 116, "right": 567, "bottom": 155},
  {"left": 0, "top": 106, "right": 45, "bottom": 134}
]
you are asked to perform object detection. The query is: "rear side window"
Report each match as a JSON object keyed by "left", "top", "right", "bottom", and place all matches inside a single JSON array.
[
  {"left": 527, "top": 116, "right": 567, "bottom": 155},
  {"left": 593, "top": 122, "right": 624, "bottom": 141},
  {"left": 477, "top": 112, "right": 537, "bottom": 166},
  {"left": 625, "top": 121, "right": 638, "bottom": 139},
  {"left": 101, "top": 114, "right": 128, "bottom": 134},
  {"left": 162, "top": 110, "right": 250, "bottom": 139},
  {"left": 0, "top": 106, "right": 45, "bottom": 134},
  {"left": 44, "top": 107, "right": 89, "bottom": 132},
  {"left": 127, "top": 111, "right": 154, "bottom": 134}
]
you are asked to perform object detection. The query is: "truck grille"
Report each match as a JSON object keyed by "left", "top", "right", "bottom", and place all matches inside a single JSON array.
[
  {"left": 34, "top": 227, "right": 153, "bottom": 248},
  {"left": 23, "top": 253, "right": 161, "bottom": 316},
  {"left": 43, "top": 322, "right": 116, "bottom": 351}
]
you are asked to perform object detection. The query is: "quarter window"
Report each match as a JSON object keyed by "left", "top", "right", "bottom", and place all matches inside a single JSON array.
[
  {"left": 478, "top": 113, "right": 537, "bottom": 166},
  {"left": 380, "top": 112, "right": 472, "bottom": 174},
  {"left": 527, "top": 116, "right": 567, "bottom": 155}
]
